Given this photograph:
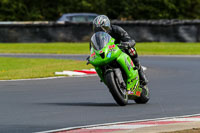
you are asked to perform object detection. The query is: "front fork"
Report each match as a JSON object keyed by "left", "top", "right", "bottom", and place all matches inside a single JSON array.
[{"left": 113, "top": 68, "right": 126, "bottom": 90}]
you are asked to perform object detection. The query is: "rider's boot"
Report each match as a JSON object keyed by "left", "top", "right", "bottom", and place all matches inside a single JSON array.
[
  {"left": 138, "top": 65, "right": 148, "bottom": 86},
  {"left": 131, "top": 57, "right": 148, "bottom": 86}
]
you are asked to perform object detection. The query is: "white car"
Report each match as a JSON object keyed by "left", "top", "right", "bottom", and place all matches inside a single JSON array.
[{"left": 57, "top": 13, "right": 98, "bottom": 22}]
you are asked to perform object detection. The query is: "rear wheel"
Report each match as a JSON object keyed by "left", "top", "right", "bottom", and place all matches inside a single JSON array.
[
  {"left": 105, "top": 71, "right": 128, "bottom": 106},
  {"left": 134, "top": 86, "right": 150, "bottom": 104}
]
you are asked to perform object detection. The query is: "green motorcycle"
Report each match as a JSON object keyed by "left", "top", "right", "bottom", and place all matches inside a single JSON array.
[{"left": 88, "top": 32, "right": 149, "bottom": 106}]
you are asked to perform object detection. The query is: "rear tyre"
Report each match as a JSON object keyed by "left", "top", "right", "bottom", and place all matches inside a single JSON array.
[
  {"left": 105, "top": 71, "right": 128, "bottom": 106},
  {"left": 134, "top": 86, "right": 150, "bottom": 104}
]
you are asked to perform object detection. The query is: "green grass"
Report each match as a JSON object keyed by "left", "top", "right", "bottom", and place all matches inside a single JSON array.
[
  {"left": 0, "top": 57, "right": 93, "bottom": 80},
  {"left": 0, "top": 42, "right": 200, "bottom": 55},
  {"left": 0, "top": 42, "right": 89, "bottom": 54},
  {"left": 136, "top": 42, "right": 200, "bottom": 55}
]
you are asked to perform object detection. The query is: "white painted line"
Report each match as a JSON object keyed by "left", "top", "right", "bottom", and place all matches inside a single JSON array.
[
  {"left": 55, "top": 71, "right": 87, "bottom": 76},
  {"left": 0, "top": 74, "right": 97, "bottom": 82},
  {"left": 0, "top": 76, "right": 66, "bottom": 82},
  {"left": 0, "top": 74, "right": 98, "bottom": 82},
  {"left": 88, "top": 124, "right": 153, "bottom": 129},
  {"left": 161, "top": 118, "right": 200, "bottom": 122},
  {"left": 35, "top": 113, "right": 200, "bottom": 133}
]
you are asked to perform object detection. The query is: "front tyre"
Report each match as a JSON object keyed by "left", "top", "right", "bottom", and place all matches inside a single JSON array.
[
  {"left": 134, "top": 86, "right": 150, "bottom": 104},
  {"left": 105, "top": 71, "right": 128, "bottom": 106}
]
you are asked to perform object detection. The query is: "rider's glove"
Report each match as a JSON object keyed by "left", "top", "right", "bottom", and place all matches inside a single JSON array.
[{"left": 118, "top": 42, "right": 130, "bottom": 49}]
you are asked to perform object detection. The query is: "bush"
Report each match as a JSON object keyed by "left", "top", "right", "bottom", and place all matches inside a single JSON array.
[{"left": 0, "top": 0, "right": 200, "bottom": 21}]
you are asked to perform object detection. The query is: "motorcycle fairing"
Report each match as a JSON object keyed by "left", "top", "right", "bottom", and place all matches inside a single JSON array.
[{"left": 89, "top": 32, "right": 142, "bottom": 97}]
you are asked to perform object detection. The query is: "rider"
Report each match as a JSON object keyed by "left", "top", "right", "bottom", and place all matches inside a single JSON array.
[{"left": 91, "top": 15, "right": 148, "bottom": 86}]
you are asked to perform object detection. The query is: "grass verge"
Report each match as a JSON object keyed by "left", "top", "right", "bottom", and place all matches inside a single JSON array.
[
  {"left": 137, "top": 42, "right": 200, "bottom": 55},
  {"left": 0, "top": 57, "right": 93, "bottom": 80},
  {"left": 0, "top": 42, "right": 89, "bottom": 54},
  {"left": 0, "top": 42, "right": 200, "bottom": 55}
]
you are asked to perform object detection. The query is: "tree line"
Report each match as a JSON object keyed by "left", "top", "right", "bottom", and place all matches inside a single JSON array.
[{"left": 0, "top": 0, "right": 200, "bottom": 21}]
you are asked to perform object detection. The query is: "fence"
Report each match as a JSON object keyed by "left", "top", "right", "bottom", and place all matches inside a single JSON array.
[{"left": 0, "top": 20, "right": 200, "bottom": 42}]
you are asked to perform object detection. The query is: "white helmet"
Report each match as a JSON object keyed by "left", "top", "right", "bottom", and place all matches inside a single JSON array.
[{"left": 93, "top": 15, "right": 111, "bottom": 32}]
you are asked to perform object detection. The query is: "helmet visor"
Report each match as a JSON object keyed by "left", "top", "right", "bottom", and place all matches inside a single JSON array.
[{"left": 101, "top": 26, "right": 110, "bottom": 32}]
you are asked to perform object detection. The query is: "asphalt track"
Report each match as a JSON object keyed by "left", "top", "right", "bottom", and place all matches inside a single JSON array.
[{"left": 0, "top": 55, "right": 200, "bottom": 133}]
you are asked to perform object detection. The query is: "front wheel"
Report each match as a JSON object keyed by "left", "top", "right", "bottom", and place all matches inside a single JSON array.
[{"left": 105, "top": 71, "right": 128, "bottom": 106}]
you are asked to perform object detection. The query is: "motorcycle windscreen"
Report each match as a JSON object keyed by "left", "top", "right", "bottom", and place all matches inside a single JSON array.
[{"left": 91, "top": 31, "right": 111, "bottom": 50}]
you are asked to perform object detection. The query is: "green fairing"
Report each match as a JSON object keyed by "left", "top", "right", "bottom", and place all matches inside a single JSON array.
[
  {"left": 116, "top": 52, "right": 139, "bottom": 91},
  {"left": 89, "top": 39, "right": 121, "bottom": 66},
  {"left": 95, "top": 66, "right": 104, "bottom": 83},
  {"left": 89, "top": 37, "right": 142, "bottom": 98}
]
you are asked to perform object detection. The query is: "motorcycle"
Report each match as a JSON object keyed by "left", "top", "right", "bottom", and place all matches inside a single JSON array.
[{"left": 87, "top": 31, "right": 149, "bottom": 106}]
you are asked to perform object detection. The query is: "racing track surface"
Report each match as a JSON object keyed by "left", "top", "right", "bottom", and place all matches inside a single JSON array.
[{"left": 0, "top": 56, "right": 200, "bottom": 133}]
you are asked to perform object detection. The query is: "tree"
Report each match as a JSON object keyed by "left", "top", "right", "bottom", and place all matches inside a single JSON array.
[{"left": 0, "top": 0, "right": 200, "bottom": 21}]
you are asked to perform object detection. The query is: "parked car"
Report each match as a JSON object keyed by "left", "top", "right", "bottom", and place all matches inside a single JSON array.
[{"left": 57, "top": 13, "right": 98, "bottom": 22}]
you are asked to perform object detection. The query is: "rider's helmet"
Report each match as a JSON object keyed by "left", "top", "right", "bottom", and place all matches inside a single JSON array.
[{"left": 93, "top": 15, "right": 111, "bottom": 33}]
